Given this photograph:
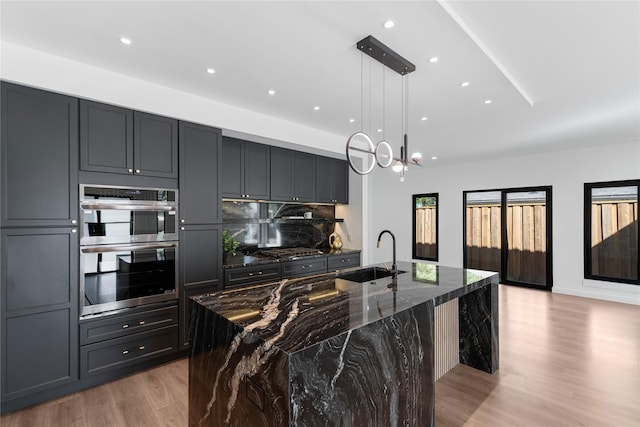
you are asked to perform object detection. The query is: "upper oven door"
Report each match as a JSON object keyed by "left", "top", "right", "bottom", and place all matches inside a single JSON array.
[{"left": 80, "top": 185, "right": 178, "bottom": 245}]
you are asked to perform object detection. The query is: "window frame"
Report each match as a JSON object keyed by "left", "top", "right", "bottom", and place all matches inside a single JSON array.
[
  {"left": 584, "top": 179, "right": 639, "bottom": 285},
  {"left": 412, "top": 193, "right": 439, "bottom": 262}
]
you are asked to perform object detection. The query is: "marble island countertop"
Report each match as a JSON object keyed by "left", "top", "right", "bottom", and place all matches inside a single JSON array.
[
  {"left": 194, "top": 261, "right": 495, "bottom": 354},
  {"left": 189, "top": 261, "right": 498, "bottom": 426}
]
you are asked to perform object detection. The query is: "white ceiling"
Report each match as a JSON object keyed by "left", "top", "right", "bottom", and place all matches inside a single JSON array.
[{"left": 1, "top": 0, "right": 639, "bottom": 163}]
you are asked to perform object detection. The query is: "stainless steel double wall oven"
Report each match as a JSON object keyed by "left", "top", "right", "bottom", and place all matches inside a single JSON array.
[{"left": 79, "top": 185, "right": 179, "bottom": 316}]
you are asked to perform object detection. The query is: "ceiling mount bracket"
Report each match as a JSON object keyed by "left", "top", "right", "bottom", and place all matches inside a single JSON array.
[{"left": 356, "top": 35, "right": 416, "bottom": 75}]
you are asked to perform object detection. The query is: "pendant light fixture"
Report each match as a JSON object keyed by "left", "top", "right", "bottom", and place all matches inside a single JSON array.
[{"left": 346, "top": 35, "right": 422, "bottom": 181}]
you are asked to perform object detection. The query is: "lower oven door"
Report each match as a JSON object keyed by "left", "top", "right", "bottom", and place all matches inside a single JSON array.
[{"left": 80, "top": 242, "right": 178, "bottom": 316}]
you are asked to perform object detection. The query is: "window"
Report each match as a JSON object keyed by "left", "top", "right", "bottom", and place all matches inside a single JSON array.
[
  {"left": 463, "top": 186, "right": 553, "bottom": 290},
  {"left": 413, "top": 194, "right": 438, "bottom": 261},
  {"left": 585, "top": 180, "right": 639, "bottom": 285}
]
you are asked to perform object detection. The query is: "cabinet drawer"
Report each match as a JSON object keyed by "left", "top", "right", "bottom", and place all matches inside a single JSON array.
[
  {"left": 281, "top": 257, "right": 328, "bottom": 279},
  {"left": 80, "top": 325, "right": 178, "bottom": 379},
  {"left": 328, "top": 253, "right": 361, "bottom": 271},
  {"left": 79, "top": 305, "right": 178, "bottom": 345},
  {"left": 224, "top": 264, "right": 281, "bottom": 288}
]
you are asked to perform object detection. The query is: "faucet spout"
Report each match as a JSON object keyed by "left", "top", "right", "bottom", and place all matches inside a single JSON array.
[{"left": 376, "top": 230, "right": 398, "bottom": 279}]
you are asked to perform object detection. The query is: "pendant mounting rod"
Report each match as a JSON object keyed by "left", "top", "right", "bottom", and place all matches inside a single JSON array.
[{"left": 356, "top": 35, "right": 416, "bottom": 75}]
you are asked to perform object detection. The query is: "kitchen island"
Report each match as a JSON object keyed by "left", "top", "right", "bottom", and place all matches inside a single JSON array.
[{"left": 188, "top": 261, "right": 498, "bottom": 426}]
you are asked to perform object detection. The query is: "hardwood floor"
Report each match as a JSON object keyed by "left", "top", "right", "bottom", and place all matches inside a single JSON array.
[{"left": 2, "top": 285, "right": 639, "bottom": 426}]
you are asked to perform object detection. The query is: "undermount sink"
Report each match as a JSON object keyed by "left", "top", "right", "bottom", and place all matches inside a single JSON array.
[{"left": 338, "top": 267, "right": 406, "bottom": 283}]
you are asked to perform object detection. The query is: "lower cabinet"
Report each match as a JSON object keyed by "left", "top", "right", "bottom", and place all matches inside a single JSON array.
[
  {"left": 1, "top": 227, "right": 78, "bottom": 404},
  {"left": 327, "top": 252, "right": 361, "bottom": 271},
  {"left": 281, "top": 257, "right": 328, "bottom": 279},
  {"left": 79, "top": 304, "right": 178, "bottom": 379},
  {"left": 224, "top": 263, "right": 281, "bottom": 288},
  {"left": 179, "top": 224, "right": 222, "bottom": 350}
]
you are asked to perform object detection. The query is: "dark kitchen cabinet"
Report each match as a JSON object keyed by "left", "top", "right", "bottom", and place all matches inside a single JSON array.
[
  {"left": 221, "top": 137, "right": 270, "bottom": 200},
  {"left": 270, "top": 147, "right": 316, "bottom": 202},
  {"left": 327, "top": 251, "right": 361, "bottom": 271},
  {"left": 315, "top": 156, "right": 349, "bottom": 204},
  {"left": 134, "top": 112, "right": 178, "bottom": 178},
  {"left": 1, "top": 82, "right": 79, "bottom": 228},
  {"left": 80, "top": 100, "right": 178, "bottom": 178},
  {"left": 178, "top": 121, "right": 222, "bottom": 224},
  {"left": 281, "top": 256, "right": 328, "bottom": 279},
  {"left": 80, "top": 325, "right": 178, "bottom": 379},
  {"left": 1, "top": 227, "right": 79, "bottom": 403},
  {"left": 179, "top": 224, "right": 222, "bottom": 350},
  {"left": 223, "top": 263, "right": 282, "bottom": 288}
]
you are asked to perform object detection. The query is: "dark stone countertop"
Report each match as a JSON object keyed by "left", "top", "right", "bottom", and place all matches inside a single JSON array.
[{"left": 193, "top": 261, "right": 497, "bottom": 354}]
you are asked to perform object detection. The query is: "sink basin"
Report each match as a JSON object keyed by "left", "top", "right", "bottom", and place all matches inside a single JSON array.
[{"left": 337, "top": 267, "right": 406, "bottom": 283}]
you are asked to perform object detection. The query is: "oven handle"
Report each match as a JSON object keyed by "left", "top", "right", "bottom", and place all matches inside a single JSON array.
[
  {"left": 81, "top": 242, "right": 178, "bottom": 253},
  {"left": 80, "top": 201, "right": 176, "bottom": 211}
]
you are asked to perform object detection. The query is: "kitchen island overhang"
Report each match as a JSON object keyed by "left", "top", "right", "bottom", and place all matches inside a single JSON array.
[{"left": 188, "top": 261, "right": 498, "bottom": 426}]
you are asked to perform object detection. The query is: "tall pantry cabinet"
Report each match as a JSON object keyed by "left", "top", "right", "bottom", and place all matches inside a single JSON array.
[{"left": 1, "top": 82, "right": 80, "bottom": 409}]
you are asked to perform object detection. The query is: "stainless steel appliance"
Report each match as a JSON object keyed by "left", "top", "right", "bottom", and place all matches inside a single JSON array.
[{"left": 79, "top": 185, "right": 179, "bottom": 316}]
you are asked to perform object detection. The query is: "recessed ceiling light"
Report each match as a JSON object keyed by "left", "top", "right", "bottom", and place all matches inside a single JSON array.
[
  {"left": 348, "top": 118, "right": 355, "bottom": 123},
  {"left": 420, "top": 116, "right": 428, "bottom": 121},
  {"left": 460, "top": 81, "right": 470, "bottom": 87},
  {"left": 429, "top": 57, "right": 438, "bottom": 63},
  {"left": 313, "top": 106, "right": 320, "bottom": 111},
  {"left": 431, "top": 156, "right": 438, "bottom": 160},
  {"left": 206, "top": 68, "right": 216, "bottom": 74},
  {"left": 267, "top": 89, "right": 276, "bottom": 95},
  {"left": 383, "top": 20, "right": 395, "bottom": 29},
  {"left": 484, "top": 99, "right": 493, "bottom": 104},
  {"left": 120, "top": 37, "right": 132, "bottom": 45}
]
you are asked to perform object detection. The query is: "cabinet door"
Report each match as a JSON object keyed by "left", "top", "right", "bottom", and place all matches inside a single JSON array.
[
  {"left": 221, "top": 137, "right": 244, "bottom": 198},
  {"left": 270, "top": 147, "right": 294, "bottom": 201},
  {"left": 1, "top": 227, "right": 79, "bottom": 401},
  {"left": 315, "top": 156, "right": 333, "bottom": 203},
  {"left": 179, "top": 122, "right": 221, "bottom": 224},
  {"left": 180, "top": 225, "right": 222, "bottom": 289},
  {"left": 1, "top": 83, "right": 79, "bottom": 227},
  {"left": 220, "top": 137, "right": 244, "bottom": 199},
  {"left": 80, "top": 99, "right": 133, "bottom": 175},
  {"left": 315, "top": 157, "right": 348, "bottom": 204},
  {"left": 243, "top": 142, "right": 270, "bottom": 200},
  {"left": 332, "top": 158, "right": 349, "bottom": 204},
  {"left": 134, "top": 112, "right": 178, "bottom": 178},
  {"left": 293, "top": 151, "right": 316, "bottom": 202},
  {"left": 179, "top": 225, "right": 221, "bottom": 350}
]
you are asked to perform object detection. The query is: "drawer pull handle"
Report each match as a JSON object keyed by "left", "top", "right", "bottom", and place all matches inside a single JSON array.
[
  {"left": 122, "top": 324, "right": 129, "bottom": 329},
  {"left": 248, "top": 273, "right": 254, "bottom": 276},
  {"left": 122, "top": 345, "right": 145, "bottom": 355},
  {"left": 139, "top": 320, "right": 145, "bottom": 325},
  {"left": 258, "top": 271, "right": 263, "bottom": 275}
]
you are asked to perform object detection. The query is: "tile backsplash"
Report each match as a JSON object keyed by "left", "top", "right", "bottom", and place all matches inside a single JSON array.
[{"left": 222, "top": 201, "right": 336, "bottom": 250}]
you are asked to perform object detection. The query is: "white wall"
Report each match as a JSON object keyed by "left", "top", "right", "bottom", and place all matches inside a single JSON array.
[
  {"left": 0, "top": 42, "right": 345, "bottom": 156},
  {"left": 367, "top": 140, "right": 640, "bottom": 305}
]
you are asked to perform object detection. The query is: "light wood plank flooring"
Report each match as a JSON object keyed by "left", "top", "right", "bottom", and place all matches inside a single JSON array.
[{"left": 2, "top": 285, "right": 639, "bottom": 426}]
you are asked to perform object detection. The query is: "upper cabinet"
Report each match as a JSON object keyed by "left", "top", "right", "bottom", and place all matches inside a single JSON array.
[
  {"left": 315, "top": 156, "right": 349, "bottom": 204},
  {"left": 221, "top": 137, "right": 270, "bottom": 200},
  {"left": 1, "top": 83, "right": 79, "bottom": 227},
  {"left": 179, "top": 121, "right": 221, "bottom": 224},
  {"left": 80, "top": 100, "right": 178, "bottom": 178},
  {"left": 270, "top": 147, "right": 315, "bottom": 202}
]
